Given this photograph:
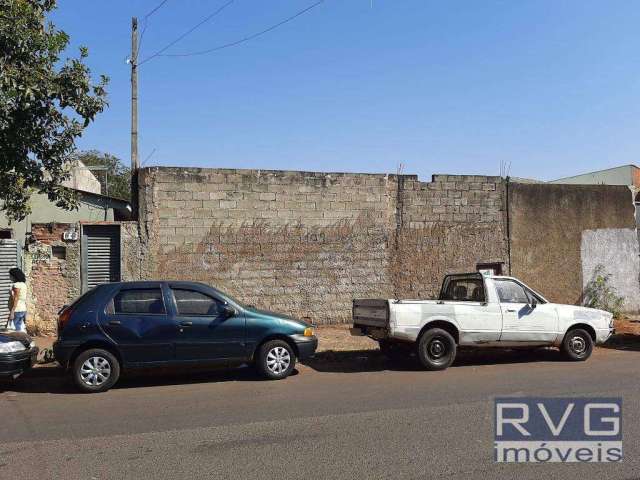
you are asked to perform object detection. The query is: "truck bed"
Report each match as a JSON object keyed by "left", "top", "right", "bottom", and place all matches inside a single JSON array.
[{"left": 352, "top": 299, "right": 390, "bottom": 328}]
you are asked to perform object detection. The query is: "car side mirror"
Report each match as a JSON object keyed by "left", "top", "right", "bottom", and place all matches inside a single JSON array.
[
  {"left": 221, "top": 304, "right": 236, "bottom": 318},
  {"left": 528, "top": 295, "right": 537, "bottom": 309}
]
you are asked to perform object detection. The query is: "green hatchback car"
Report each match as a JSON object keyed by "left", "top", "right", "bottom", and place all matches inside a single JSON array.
[{"left": 54, "top": 281, "right": 318, "bottom": 392}]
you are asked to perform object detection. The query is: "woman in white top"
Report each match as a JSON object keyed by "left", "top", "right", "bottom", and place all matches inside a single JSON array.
[{"left": 8, "top": 268, "right": 27, "bottom": 332}]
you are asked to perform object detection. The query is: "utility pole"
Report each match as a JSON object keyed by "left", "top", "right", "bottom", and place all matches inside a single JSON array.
[
  {"left": 130, "top": 17, "right": 139, "bottom": 218},
  {"left": 131, "top": 17, "right": 139, "bottom": 171}
]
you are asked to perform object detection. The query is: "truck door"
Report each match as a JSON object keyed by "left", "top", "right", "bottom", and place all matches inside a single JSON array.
[
  {"left": 493, "top": 279, "right": 558, "bottom": 343},
  {"left": 440, "top": 274, "right": 502, "bottom": 343}
]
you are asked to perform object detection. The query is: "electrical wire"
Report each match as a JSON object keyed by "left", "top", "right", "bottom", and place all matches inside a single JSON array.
[
  {"left": 137, "top": 0, "right": 172, "bottom": 60},
  {"left": 138, "top": 0, "right": 236, "bottom": 66},
  {"left": 143, "top": 0, "right": 170, "bottom": 19},
  {"left": 140, "top": 0, "right": 324, "bottom": 64}
]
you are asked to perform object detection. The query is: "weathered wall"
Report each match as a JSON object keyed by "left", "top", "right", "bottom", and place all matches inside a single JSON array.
[
  {"left": 581, "top": 228, "right": 640, "bottom": 312},
  {"left": 139, "top": 167, "right": 508, "bottom": 324},
  {"left": 508, "top": 182, "right": 638, "bottom": 309},
  {"left": 62, "top": 160, "right": 102, "bottom": 194},
  {"left": 23, "top": 221, "right": 140, "bottom": 335},
  {"left": 393, "top": 175, "right": 507, "bottom": 298},
  {"left": 26, "top": 223, "right": 81, "bottom": 335}
]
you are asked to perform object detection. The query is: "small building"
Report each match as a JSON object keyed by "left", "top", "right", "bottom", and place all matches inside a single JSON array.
[
  {"left": 549, "top": 164, "right": 640, "bottom": 187},
  {"left": 0, "top": 166, "right": 136, "bottom": 333}
]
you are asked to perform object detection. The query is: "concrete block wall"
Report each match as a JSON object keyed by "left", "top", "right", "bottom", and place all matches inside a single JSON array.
[
  {"left": 139, "top": 167, "right": 508, "bottom": 324},
  {"left": 393, "top": 175, "right": 508, "bottom": 298}
]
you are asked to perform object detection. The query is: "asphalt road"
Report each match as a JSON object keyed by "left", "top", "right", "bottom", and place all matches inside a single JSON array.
[{"left": 1, "top": 347, "right": 639, "bottom": 480}]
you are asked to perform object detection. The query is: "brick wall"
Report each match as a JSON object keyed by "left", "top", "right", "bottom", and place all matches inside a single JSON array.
[
  {"left": 26, "top": 223, "right": 81, "bottom": 335},
  {"left": 139, "top": 167, "right": 508, "bottom": 324}
]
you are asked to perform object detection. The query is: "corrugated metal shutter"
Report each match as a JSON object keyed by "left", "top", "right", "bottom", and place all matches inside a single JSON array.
[
  {"left": 83, "top": 225, "right": 121, "bottom": 291},
  {"left": 0, "top": 240, "right": 18, "bottom": 329}
]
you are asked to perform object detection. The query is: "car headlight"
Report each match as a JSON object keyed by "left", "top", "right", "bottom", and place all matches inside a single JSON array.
[
  {"left": 303, "top": 327, "right": 315, "bottom": 337},
  {"left": 0, "top": 341, "right": 26, "bottom": 354}
]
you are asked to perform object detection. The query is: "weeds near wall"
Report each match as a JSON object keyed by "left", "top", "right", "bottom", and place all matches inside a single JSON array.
[{"left": 583, "top": 264, "right": 625, "bottom": 318}]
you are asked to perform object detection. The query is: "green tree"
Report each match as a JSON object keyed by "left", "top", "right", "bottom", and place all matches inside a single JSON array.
[
  {"left": 70, "top": 150, "right": 131, "bottom": 201},
  {"left": 0, "top": 0, "right": 108, "bottom": 222}
]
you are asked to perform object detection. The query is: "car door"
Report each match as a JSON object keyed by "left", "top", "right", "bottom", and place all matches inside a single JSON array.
[
  {"left": 169, "top": 285, "right": 247, "bottom": 362},
  {"left": 100, "top": 284, "right": 178, "bottom": 364},
  {"left": 494, "top": 279, "right": 558, "bottom": 344}
]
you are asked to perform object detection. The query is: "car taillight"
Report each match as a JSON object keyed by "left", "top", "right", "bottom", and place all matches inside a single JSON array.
[{"left": 58, "top": 307, "right": 73, "bottom": 332}]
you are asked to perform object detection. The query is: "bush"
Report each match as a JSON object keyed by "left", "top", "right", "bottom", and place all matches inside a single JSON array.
[{"left": 583, "top": 265, "right": 625, "bottom": 318}]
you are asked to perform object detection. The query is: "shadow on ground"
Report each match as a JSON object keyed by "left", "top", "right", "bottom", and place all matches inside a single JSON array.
[
  {"left": 0, "top": 363, "right": 295, "bottom": 395},
  {"left": 303, "top": 347, "right": 565, "bottom": 373},
  {"left": 602, "top": 332, "right": 640, "bottom": 352}
]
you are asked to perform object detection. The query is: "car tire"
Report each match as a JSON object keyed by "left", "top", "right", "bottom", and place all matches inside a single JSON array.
[
  {"left": 72, "top": 348, "right": 120, "bottom": 393},
  {"left": 417, "top": 328, "right": 457, "bottom": 371},
  {"left": 561, "top": 328, "right": 593, "bottom": 361},
  {"left": 256, "top": 340, "right": 296, "bottom": 380}
]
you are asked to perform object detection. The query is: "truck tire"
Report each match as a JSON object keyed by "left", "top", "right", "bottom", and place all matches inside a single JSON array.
[
  {"left": 417, "top": 328, "right": 456, "bottom": 371},
  {"left": 256, "top": 340, "right": 296, "bottom": 380},
  {"left": 561, "top": 328, "right": 593, "bottom": 361},
  {"left": 72, "top": 348, "right": 120, "bottom": 393}
]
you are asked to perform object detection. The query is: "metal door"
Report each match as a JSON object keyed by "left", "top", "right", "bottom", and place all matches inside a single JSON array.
[
  {"left": 0, "top": 240, "right": 18, "bottom": 329},
  {"left": 82, "top": 225, "right": 121, "bottom": 292}
]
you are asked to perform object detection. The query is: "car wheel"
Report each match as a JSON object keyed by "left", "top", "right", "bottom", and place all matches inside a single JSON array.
[
  {"left": 561, "top": 329, "right": 593, "bottom": 361},
  {"left": 256, "top": 340, "right": 296, "bottom": 380},
  {"left": 417, "top": 328, "right": 457, "bottom": 371},
  {"left": 72, "top": 348, "right": 120, "bottom": 393}
]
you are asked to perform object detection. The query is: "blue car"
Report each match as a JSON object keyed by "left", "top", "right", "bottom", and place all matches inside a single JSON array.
[{"left": 53, "top": 281, "right": 318, "bottom": 393}]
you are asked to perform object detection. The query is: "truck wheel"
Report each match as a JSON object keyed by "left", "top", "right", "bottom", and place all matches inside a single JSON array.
[
  {"left": 72, "top": 349, "right": 120, "bottom": 393},
  {"left": 417, "top": 328, "right": 456, "bottom": 371},
  {"left": 561, "top": 329, "right": 593, "bottom": 361},
  {"left": 256, "top": 340, "right": 296, "bottom": 380}
]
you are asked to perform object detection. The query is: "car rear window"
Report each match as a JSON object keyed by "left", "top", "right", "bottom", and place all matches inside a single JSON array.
[
  {"left": 441, "top": 277, "right": 485, "bottom": 302},
  {"left": 112, "top": 288, "right": 166, "bottom": 315}
]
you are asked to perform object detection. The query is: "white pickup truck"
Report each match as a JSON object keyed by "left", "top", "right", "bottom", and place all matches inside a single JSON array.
[{"left": 351, "top": 273, "right": 614, "bottom": 370}]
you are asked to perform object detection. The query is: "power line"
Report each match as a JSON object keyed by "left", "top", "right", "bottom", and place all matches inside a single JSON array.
[
  {"left": 138, "top": 0, "right": 236, "bottom": 66},
  {"left": 137, "top": 0, "right": 172, "bottom": 60},
  {"left": 154, "top": 0, "right": 324, "bottom": 59},
  {"left": 143, "top": 0, "right": 170, "bottom": 19}
]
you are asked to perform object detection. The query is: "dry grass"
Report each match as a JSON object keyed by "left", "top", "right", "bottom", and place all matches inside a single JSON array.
[{"left": 316, "top": 324, "right": 378, "bottom": 352}]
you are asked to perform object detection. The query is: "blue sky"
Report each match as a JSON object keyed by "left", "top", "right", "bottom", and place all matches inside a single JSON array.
[{"left": 52, "top": 1, "right": 640, "bottom": 181}]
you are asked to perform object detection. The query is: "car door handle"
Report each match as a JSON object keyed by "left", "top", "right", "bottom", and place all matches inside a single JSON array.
[
  {"left": 108, "top": 320, "right": 121, "bottom": 325},
  {"left": 180, "top": 321, "right": 193, "bottom": 327},
  {"left": 506, "top": 309, "right": 517, "bottom": 313}
]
